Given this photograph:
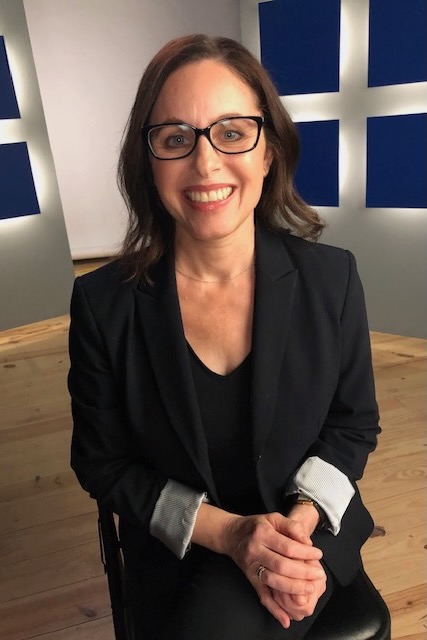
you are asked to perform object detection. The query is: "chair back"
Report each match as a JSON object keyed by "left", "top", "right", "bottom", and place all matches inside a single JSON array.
[{"left": 97, "top": 502, "right": 133, "bottom": 640}]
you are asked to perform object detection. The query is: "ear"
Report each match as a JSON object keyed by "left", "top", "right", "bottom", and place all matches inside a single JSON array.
[{"left": 263, "top": 145, "right": 274, "bottom": 177}]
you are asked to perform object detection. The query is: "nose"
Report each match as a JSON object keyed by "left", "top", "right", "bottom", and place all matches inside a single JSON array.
[{"left": 191, "top": 133, "right": 221, "bottom": 177}]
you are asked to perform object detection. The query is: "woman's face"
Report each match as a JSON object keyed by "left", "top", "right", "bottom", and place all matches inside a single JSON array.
[{"left": 149, "top": 59, "right": 273, "bottom": 245}]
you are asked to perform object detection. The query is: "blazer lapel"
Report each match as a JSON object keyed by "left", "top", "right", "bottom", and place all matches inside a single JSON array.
[
  {"left": 251, "top": 226, "right": 298, "bottom": 458},
  {"left": 134, "top": 250, "right": 219, "bottom": 503}
]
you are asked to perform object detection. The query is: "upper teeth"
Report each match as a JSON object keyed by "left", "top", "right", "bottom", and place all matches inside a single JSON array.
[{"left": 185, "top": 187, "right": 233, "bottom": 202}]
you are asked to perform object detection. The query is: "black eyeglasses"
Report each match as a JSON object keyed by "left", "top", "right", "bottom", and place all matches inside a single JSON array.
[{"left": 142, "top": 116, "right": 265, "bottom": 160}]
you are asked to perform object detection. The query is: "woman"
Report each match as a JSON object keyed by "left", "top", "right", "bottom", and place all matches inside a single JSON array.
[{"left": 69, "top": 34, "right": 380, "bottom": 639}]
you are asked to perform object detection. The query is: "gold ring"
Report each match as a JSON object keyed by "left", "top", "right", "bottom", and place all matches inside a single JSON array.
[{"left": 256, "top": 565, "right": 266, "bottom": 582}]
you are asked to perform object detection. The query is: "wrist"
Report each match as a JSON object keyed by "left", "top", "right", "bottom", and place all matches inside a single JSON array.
[
  {"left": 287, "top": 503, "right": 320, "bottom": 537},
  {"left": 192, "top": 502, "right": 242, "bottom": 555},
  {"left": 291, "top": 493, "right": 328, "bottom": 535},
  {"left": 220, "top": 512, "right": 244, "bottom": 556}
]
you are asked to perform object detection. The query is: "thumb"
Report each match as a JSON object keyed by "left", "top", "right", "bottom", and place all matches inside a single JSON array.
[
  {"left": 271, "top": 513, "right": 313, "bottom": 545},
  {"left": 291, "top": 594, "right": 308, "bottom": 605}
]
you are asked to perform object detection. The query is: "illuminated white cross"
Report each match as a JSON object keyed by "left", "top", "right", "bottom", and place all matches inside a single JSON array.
[
  {"left": 240, "top": 0, "right": 427, "bottom": 337},
  {"left": 0, "top": 32, "right": 47, "bottom": 219},
  {"left": 240, "top": 0, "right": 427, "bottom": 212}
]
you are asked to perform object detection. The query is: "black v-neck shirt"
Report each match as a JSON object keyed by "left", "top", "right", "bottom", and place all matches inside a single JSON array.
[{"left": 188, "top": 343, "right": 264, "bottom": 515}]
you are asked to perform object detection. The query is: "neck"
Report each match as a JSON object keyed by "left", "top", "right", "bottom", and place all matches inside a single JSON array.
[
  {"left": 175, "top": 262, "right": 254, "bottom": 284},
  {"left": 174, "top": 224, "right": 255, "bottom": 283}
]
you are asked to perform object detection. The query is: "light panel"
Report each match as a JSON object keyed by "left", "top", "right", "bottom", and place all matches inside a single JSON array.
[
  {"left": 0, "top": 33, "right": 41, "bottom": 220},
  {"left": 256, "top": 0, "right": 427, "bottom": 209}
]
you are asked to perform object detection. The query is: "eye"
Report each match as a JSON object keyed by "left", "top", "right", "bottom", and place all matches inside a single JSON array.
[
  {"left": 213, "top": 119, "right": 251, "bottom": 146},
  {"left": 165, "top": 134, "right": 190, "bottom": 148},
  {"left": 223, "top": 129, "right": 243, "bottom": 141},
  {"left": 152, "top": 124, "right": 194, "bottom": 150}
]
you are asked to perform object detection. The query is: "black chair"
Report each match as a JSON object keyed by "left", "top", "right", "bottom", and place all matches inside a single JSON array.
[
  {"left": 304, "top": 569, "right": 391, "bottom": 640},
  {"left": 97, "top": 504, "right": 391, "bottom": 640},
  {"left": 98, "top": 503, "right": 134, "bottom": 640}
]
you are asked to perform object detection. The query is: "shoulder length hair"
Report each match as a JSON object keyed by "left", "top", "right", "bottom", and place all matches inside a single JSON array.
[{"left": 117, "top": 34, "right": 325, "bottom": 282}]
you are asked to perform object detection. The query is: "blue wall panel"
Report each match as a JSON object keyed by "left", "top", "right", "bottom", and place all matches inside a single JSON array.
[
  {"left": 0, "top": 35, "right": 20, "bottom": 119},
  {"left": 366, "top": 113, "right": 427, "bottom": 208},
  {"left": 259, "top": 0, "right": 341, "bottom": 95},
  {"left": 368, "top": 0, "right": 427, "bottom": 87},
  {"left": 295, "top": 120, "right": 339, "bottom": 207},
  {"left": 0, "top": 142, "right": 41, "bottom": 219}
]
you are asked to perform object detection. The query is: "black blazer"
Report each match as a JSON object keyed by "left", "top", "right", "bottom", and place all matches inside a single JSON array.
[{"left": 69, "top": 225, "right": 380, "bottom": 587}]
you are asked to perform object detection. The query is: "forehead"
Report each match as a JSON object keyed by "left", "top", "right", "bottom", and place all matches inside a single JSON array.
[{"left": 149, "top": 59, "right": 260, "bottom": 125}]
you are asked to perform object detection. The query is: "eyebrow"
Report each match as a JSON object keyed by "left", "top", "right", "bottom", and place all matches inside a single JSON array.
[{"left": 151, "top": 112, "right": 248, "bottom": 125}]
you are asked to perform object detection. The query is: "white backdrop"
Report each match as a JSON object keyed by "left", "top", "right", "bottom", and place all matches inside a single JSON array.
[{"left": 24, "top": 0, "right": 242, "bottom": 258}]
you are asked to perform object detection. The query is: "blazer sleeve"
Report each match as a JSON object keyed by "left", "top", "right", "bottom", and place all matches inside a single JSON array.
[
  {"left": 307, "top": 250, "right": 380, "bottom": 482},
  {"left": 292, "top": 250, "right": 381, "bottom": 585},
  {"left": 68, "top": 277, "right": 168, "bottom": 527}
]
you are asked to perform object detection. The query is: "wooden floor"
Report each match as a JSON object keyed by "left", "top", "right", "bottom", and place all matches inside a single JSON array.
[{"left": 0, "top": 263, "right": 425, "bottom": 639}]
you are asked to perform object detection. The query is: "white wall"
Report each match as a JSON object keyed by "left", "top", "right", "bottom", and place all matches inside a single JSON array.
[{"left": 24, "top": 0, "right": 242, "bottom": 258}]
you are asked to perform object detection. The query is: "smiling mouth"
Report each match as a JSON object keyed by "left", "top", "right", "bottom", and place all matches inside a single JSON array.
[{"left": 184, "top": 187, "right": 233, "bottom": 203}]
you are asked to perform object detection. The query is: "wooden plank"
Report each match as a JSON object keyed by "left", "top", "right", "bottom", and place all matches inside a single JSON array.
[
  {"left": 364, "top": 489, "right": 425, "bottom": 536},
  {"left": 0, "top": 576, "right": 111, "bottom": 640},
  {"left": 0, "top": 512, "right": 99, "bottom": 566},
  {"left": 362, "top": 524, "right": 426, "bottom": 596},
  {"left": 0, "top": 361, "right": 70, "bottom": 432},
  {"left": 370, "top": 332, "right": 427, "bottom": 361},
  {"left": 25, "top": 615, "right": 115, "bottom": 640},
  {"left": 360, "top": 454, "right": 426, "bottom": 501},
  {"left": 375, "top": 410, "right": 425, "bottom": 442},
  {"left": 73, "top": 259, "right": 110, "bottom": 277},
  {"left": 0, "top": 540, "right": 104, "bottom": 603},
  {"left": 385, "top": 583, "right": 427, "bottom": 638},
  {"left": 364, "top": 435, "right": 425, "bottom": 463},
  {"left": 0, "top": 316, "right": 70, "bottom": 349},
  {"left": 0, "top": 415, "right": 72, "bottom": 446},
  {"left": 0, "top": 469, "right": 79, "bottom": 503},
  {"left": 0, "top": 485, "right": 95, "bottom": 535},
  {"left": 0, "top": 430, "right": 75, "bottom": 488}
]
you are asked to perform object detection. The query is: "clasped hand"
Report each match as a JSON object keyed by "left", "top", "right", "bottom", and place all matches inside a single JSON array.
[{"left": 223, "top": 512, "right": 326, "bottom": 629}]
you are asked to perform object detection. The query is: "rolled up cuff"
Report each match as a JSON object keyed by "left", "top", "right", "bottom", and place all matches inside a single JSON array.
[
  {"left": 149, "top": 479, "right": 208, "bottom": 559},
  {"left": 286, "top": 456, "right": 355, "bottom": 535}
]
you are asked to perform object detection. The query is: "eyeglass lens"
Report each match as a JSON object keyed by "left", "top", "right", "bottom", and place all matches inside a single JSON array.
[{"left": 148, "top": 117, "right": 260, "bottom": 159}]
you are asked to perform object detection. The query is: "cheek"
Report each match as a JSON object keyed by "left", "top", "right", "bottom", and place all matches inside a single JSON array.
[
  {"left": 152, "top": 163, "right": 177, "bottom": 200},
  {"left": 243, "top": 145, "right": 267, "bottom": 173},
  {"left": 239, "top": 155, "right": 266, "bottom": 193},
  {"left": 151, "top": 161, "right": 166, "bottom": 190}
]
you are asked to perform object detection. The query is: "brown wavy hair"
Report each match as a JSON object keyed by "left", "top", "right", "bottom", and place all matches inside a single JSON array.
[{"left": 117, "top": 34, "right": 325, "bottom": 281}]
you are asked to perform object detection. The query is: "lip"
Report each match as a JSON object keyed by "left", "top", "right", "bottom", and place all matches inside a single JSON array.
[
  {"left": 183, "top": 183, "right": 234, "bottom": 192},
  {"left": 182, "top": 184, "right": 236, "bottom": 211}
]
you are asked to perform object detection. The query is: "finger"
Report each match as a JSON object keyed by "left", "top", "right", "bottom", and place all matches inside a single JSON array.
[
  {"left": 272, "top": 590, "right": 307, "bottom": 622},
  {"left": 258, "top": 567, "right": 316, "bottom": 596},
  {"left": 274, "top": 590, "right": 318, "bottom": 620},
  {"left": 303, "top": 559, "right": 327, "bottom": 586},
  {"left": 262, "top": 524, "right": 322, "bottom": 560},
  {"left": 291, "top": 594, "right": 308, "bottom": 606},
  {"left": 257, "top": 585, "right": 292, "bottom": 629},
  {"left": 269, "top": 513, "right": 313, "bottom": 545},
  {"left": 305, "top": 558, "right": 327, "bottom": 576},
  {"left": 290, "top": 609, "right": 309, "bottom": 621},
  {"left": 268, "top": 555, "right": 326, "bottom": 582},
  {"left": 272, "top": 535, "right": 323, "bottom": 561}
]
